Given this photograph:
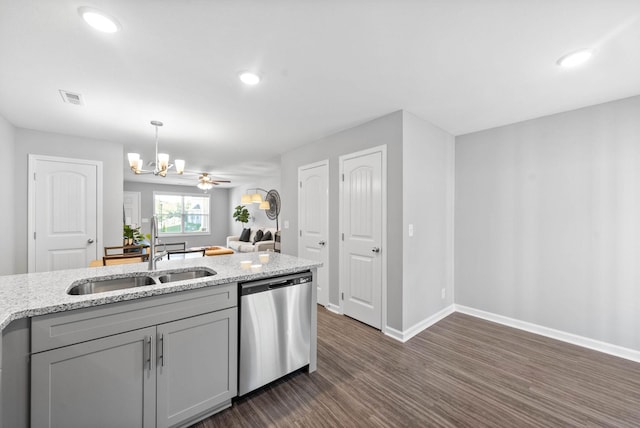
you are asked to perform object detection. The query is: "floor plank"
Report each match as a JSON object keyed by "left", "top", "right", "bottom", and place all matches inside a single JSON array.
[{"left": 194, "top": 308, "right": 640, "bottom": 427}]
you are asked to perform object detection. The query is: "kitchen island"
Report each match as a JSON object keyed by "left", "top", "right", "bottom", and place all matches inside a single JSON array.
[{"left": 0, "top": 252, "right": 321, "bottom": 428}]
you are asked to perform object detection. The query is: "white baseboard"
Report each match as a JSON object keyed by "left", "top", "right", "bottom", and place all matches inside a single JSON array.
[
  {"left": 455, "top": 305, "right": 640, "bottom": 363},
  {"left": 325, "top": 303, "right": 341, "bottom": 315},
  {"left": 384, "top": 304, "right": 455, "bottom": 343}
]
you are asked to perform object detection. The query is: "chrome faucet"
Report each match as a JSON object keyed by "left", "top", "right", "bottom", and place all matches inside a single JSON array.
[{"left": 148, "top": 215, "right": 166, "bottom": 270}]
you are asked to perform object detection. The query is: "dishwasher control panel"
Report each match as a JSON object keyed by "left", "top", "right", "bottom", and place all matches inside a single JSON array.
[{"left": 239, "top": 271, "right": 312, "bottom": 295}]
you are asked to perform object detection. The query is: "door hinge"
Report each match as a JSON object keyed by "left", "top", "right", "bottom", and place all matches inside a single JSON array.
[
  {"left": 341, "top": 233, "right": 344, "bottom": 241},
  {"left": 33, "top": 172, "right": 36, "bottom": 181},
  {"left": 33, "top": 232, "right": 36, "bottom": 239},
  {"left": 341, "top": 292, "right": 344, "bottom": 300},
  {"left": 299, "top": 230, "right": 302, "bottom": 237},
  {"left": 341, "top": 173, "right": 344, "bottom": 182},
  {"left": 299, "top": 181, "right": 302, "bottom": 188}
]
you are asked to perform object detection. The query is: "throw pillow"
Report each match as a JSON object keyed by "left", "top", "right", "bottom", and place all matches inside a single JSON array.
[
  {"left": 262, "top": 231, "right": 273, "bottom": 241},
  {"left": 253, "top": 230, "right": 264, "bottom": 244},
  {"left": 239, "top": 228, "right": 251, "bottom": 242}
]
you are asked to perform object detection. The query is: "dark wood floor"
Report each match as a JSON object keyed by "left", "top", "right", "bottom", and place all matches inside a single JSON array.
[{"left": 195, "top": 308, "right": 640, "bottom": 427}]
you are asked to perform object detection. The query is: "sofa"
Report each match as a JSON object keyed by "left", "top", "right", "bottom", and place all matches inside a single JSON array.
[{"left": 227, "top": 227, "right": 278, "bottom": 252}]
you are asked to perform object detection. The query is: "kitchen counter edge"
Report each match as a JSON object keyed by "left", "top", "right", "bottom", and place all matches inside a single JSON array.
[{"left": 0, "top": 252, "right": 321, "bottom": 333}]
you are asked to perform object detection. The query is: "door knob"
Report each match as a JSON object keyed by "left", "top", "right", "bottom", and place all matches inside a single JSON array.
[
  {"left": 372, "top": 247, "right": 380, "bottom": 253},
  {"left": 87, "top": 238, "right": 95, "bottom": 244},
  {"left": 318, "top": 241, "right": 326, "bottom": 246}
]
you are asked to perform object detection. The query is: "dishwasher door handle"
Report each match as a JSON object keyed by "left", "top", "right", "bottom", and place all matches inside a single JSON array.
[{"left": 268, "top": 280, "right": 293, "bottom": 289}]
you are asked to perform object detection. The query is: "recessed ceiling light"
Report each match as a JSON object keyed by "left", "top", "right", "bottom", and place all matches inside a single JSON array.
[
  {"left": 239, "top": 72, "right": 261, "bottom": 85},
  {"left": 557, "top": 48, "right": 594, "bottom": 68},
  {"left": 78, "top": 7, "right": 121, "bottom": 33}
]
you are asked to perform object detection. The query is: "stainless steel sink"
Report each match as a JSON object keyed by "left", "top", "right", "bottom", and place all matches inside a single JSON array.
[
  {"left": 157, "top": 267, "right": 216, "bottom": 283},
  {"left": 68, "top": 275, "right": 157, "bottom": 295},
  {"left": 67, "top": 267, "right": 217, "bottom": 295}
]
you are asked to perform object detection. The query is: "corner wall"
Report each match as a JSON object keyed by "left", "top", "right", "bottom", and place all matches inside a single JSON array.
[
  {"left": 0, "top": 114, "right": 15, "bottom": 275},
  {"left": 402, "top": 112, "right": 455, "bottom": 331},
  {"left": 13, "top": 128, "right": 123, "bottom": 274},
  {"left": 455, "top": 95, "right": 640, "bottom": 351}
]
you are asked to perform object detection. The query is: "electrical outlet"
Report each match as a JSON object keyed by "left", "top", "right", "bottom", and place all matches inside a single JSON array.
[
  {"left": 284, "top": 220, "right": 290, "bottom": 229},
  {"left": 441, "top": 288, "right": 446, "bottom": 299}
]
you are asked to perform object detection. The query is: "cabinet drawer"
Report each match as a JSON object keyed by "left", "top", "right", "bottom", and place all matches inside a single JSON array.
[{"left": 32, "top": 283, "right": 237, "bottom": 353}]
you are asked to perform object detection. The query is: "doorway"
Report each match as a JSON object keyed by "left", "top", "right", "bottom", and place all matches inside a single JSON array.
[
  {"left": 339, "top": 146, "right": 387, "bottom": 329},
  {"left": 298, "top": 160, "right": 329, "bottom": 306},
  {"left": 28, "top": 155, "right": 103, "bottom": 272}
]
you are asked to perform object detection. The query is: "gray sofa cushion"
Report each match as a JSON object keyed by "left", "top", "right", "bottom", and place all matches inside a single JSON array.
[{"left": 239, "top": 228, "right": 251, "bottom": 242}]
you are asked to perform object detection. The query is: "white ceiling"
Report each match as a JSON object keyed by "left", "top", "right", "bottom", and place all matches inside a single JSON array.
[{"left": 1, "top": 0, "right": 639, "bottom": 187}]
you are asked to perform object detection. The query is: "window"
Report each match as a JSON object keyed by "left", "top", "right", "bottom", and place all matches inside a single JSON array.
[{"left": 153, "top": 192, "right": 210, "bottom": 236}]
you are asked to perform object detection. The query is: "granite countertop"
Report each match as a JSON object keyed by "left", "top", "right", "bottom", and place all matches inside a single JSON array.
[{"left": 0, "top": 252, "right": 321, "bottom": 332}]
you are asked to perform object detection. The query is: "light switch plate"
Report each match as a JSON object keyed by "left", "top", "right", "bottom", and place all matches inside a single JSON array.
[
  {"left": 408, "top": 224, "right": 414, "bottom": 237},
  {"left": 284, "top": 220, "right": 290, "bottom": 229}
]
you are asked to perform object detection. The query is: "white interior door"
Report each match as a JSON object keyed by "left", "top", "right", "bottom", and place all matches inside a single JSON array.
[
  {"left": 123, "top": 191, "right": 141, "bottom": 227},
  {"left": 298, "top": 161, "right": 329, "bottom": 306},
  {"left": 340, "top": 147, "right": 385, "bottom": 329},
  {"left": 29, "top": 155, "right": 102, "bottom": 272}
]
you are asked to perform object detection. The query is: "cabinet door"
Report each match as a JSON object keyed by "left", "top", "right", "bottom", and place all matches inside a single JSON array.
[
  {"left": 156, "top": 308, "right": 237, "bottom": 428},
  {"left": 31, "top": 327, "right": 157, "bottom": 428}
]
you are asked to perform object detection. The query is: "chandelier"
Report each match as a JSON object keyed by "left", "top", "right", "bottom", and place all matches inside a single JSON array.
[{"left": 127, "top": 121, "right": 185, "bottom": 177}]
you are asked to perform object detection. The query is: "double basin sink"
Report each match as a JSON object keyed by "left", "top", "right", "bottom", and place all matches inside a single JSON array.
[{"left": 68, "top": 267, "right": 216, "bottom": 295}]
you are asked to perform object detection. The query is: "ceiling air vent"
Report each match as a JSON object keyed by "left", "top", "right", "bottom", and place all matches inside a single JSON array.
[{"left": 59, "top": 90, "right": 84, "bottom": 106}]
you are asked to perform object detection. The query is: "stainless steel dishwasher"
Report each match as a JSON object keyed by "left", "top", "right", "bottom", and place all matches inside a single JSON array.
[{"left": 238, "top": 271, "right": 312, "bottom": 396}]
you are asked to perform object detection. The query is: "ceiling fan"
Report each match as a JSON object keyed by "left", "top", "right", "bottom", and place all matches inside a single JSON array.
[{"left": 196, "top": 173, "right": 230, "bottom": 190}]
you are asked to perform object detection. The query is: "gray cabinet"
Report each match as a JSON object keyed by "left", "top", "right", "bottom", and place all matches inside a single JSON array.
[
  {"left": 156, "top": 308, "right": 237, "bottom": 428},
  {"left": 30, "top": 285, "right": 238, "bottom": 428},
  {"left": 31, "top": 326, "right": 157, "bottom": 428}
]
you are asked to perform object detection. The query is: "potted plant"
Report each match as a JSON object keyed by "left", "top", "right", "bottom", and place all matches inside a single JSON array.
[
  {"left": 233, "top": 205, "right": 250, "bottom": 230},
  {"left": 123, "top": 224, "right": 145, "bottom": 246}
]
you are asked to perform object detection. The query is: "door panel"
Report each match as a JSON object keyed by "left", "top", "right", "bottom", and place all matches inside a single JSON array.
[
  {"left": 31, "top": 327, "right": 156, "bottom": 428},
  {"left": 156, "top": 308, "right": 237, "bottom": 428},
  {"left": 299, "top": 161, "right": 329, "bottom": 306},
  {"left": 30, "top": 156, "right": 100, "bottom": 272},
  {"left": 341, "top": 150, "right": 383, "bottom": 329},
  {"left": 349, "top": 254, "right": 374, "bottom": 306},
  {"left": 124, "top": 191, "right": 142, "bottom": 227}
]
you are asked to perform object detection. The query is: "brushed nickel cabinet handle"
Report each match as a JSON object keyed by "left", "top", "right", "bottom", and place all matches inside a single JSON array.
[
  {"left": 146, "top": 336, "right": 153, "bottom": 372},
  {"left": 159, "top": 334, "right": 165, "bottom": 367}
]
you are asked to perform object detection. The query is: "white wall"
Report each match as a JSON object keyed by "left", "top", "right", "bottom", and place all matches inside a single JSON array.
[
  {"left": 402, "top": 112, "right": 455, "bottom": 330},
  {"left": 227, "top": 176, "right": 281, "bottom": 236},
  {"left": 0, "top": 114, "right": 15, "bottom": 275},
  {"left": 123, "top": 181, "right": 230, "bottom": 248},
  {"left": 455, "top": 95, "right": 640, "bottom": 351},
  {"left": 281, "top": 111, "right": 405, "bottom": 330},
  {"left": 13, "top": 129, "right": 123, "bottom": 273}
]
